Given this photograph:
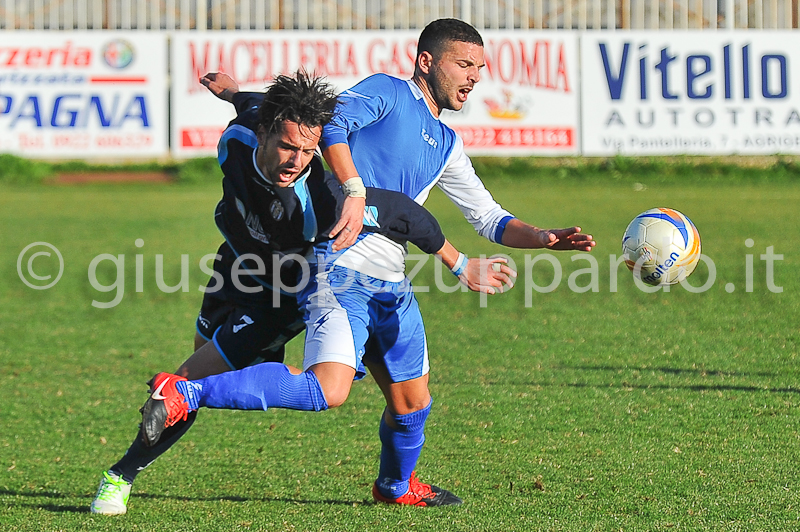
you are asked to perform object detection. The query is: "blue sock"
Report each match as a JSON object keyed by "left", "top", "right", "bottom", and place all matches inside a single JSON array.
[
  {"left": 176, "top": 363, "right": 328, "bottom": 412},
  {"left": 376, "top": 400, "right": 432, "bottom": 499}
]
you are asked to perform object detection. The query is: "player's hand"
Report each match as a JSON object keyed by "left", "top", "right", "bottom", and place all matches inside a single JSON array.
[
  {"left": 200, "top": 72, "right": 239, "bottom": 102},
  {"left": 459, "top": 257, "right": 517, "bottom": 295},
  {"left": 330, "top": 195, "right": 365, "bottom": 252},
  {"left": 541, "top": 227, "right": 596, "bottom": 252}
]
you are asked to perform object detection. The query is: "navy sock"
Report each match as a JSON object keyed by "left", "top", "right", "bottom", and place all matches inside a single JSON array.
[
  {"left": 376, "top": 400, "right": 432, "bottom": 499},
  {"left": 180, "top": 363, "right": 328, "bottom": 412},
  {"left": 110, "top": 411, "right": 197, "bottom": 484}
]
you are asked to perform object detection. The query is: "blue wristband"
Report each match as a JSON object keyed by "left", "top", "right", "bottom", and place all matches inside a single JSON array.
[{"left": 450, "top": 253, "right": 468, "bottom": 277}]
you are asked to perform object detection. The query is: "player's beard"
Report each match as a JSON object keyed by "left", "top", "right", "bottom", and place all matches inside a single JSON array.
[{"left": 428, "top": 64, "right": 471, "bottom": 112}]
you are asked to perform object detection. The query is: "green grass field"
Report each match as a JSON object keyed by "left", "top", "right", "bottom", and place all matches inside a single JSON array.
[{"left": 1, "top": 165, "right": 798, "bottom": 531}]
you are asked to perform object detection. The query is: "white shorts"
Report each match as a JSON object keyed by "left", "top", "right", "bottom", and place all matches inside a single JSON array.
[{"left": 299, "top": 265, "right": 429, "bottom": 382}]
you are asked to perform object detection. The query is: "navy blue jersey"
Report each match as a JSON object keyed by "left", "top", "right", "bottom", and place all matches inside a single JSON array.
[{"left": 213, "top": 92, "right": 445, "bottom": 294}]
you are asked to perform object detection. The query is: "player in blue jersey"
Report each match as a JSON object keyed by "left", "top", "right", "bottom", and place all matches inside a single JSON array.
[
  {"left": 138, "top": 19, "right": 594, "bottom": 508},
  {"left": 320, "top": 19, "right": 594, "bottom": 505},
  {"left": 91, "top": 70, "right": 506, "bottom": 515},
  {"left": 319, "top": 21, "right": 594, "bottom": 505}
]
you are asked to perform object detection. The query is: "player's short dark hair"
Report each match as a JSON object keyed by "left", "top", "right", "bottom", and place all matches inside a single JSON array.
[
  {"left": 417, "top": 18, "right": 483, "bottom": 58},
  {"left": 258, "top": 71, "right": 339, "bottom": 135}
]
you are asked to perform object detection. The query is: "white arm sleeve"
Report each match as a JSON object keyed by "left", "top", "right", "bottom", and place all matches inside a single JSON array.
[{"left": 436, "top": 136, "right": 515, "bottom": 243}]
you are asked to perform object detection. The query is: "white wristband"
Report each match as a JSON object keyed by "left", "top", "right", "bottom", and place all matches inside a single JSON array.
[
  {"left": 341, "top": 176, "right": 367, "bottom": 198},
  {"left": 450, "top": 253, "right": 468, "bottom": 277}
]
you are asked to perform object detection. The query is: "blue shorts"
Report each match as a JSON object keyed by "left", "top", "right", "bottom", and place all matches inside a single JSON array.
[{"left": 299, "top": 265, "right": 429, "bottom": 382}]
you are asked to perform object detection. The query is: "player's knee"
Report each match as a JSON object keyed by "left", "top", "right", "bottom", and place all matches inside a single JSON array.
[
  {"left": 320, "top": 385, "right": 350, "bottom": 409},
  {"left": 316, "top": 374, "right": 350, "bottom": 408},
  {"left": 388, "top": 391, "right": 432, "bottom": 417},
  {"left": 383, "top": 399, "right": 432, "bottom": 433},
  {"left": 406, "top": 395, "right": 432, "bottom": 414},
  {"left": 193, "top": 332, "right": 208, "bottom": 352},
  {"left": 309, "top": 363, "right": 354, "bottom": 409}
]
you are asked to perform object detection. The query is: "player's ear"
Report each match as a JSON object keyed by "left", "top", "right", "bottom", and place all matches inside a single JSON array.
[
  {"left": 417, "top": 51, "right": 434, "bottom": 74},
  {"left": 256, "top": 125, "right": 268, "bottom": 145}
]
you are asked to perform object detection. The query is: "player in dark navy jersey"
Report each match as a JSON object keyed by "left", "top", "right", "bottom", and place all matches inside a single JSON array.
[{"left": 91, "top": 71, "right": 504, "bottom": 515}]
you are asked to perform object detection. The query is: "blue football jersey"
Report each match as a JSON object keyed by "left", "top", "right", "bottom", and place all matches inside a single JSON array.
[
  {"left": 321, "top": 73, "right": 514, "bottom": 245},
  {"left": 322, "top": 74, "right": 456, "bottom": 201}
]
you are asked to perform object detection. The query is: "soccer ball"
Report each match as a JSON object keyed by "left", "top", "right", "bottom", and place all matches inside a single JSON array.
[{"left": 621, "top": 208, "right": 701, "bottom": 286}]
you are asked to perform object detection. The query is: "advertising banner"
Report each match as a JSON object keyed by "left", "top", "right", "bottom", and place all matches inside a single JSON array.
[
  {"left": 170, "top": 30, "right": 580, "bottom": 157},
  {"left": 445, "top": 31, "right": 579, "bottom": 156},
  {"left": 581, "top": 31, "right": 800, "bottom": 156},
  {"left": 0, "top": 32, "right": 168, "bottom": 159}
]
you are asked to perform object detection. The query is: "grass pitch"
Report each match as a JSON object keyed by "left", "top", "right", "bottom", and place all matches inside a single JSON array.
[{"left": 0, "top": 166, "right": 798, "bottom": 531}]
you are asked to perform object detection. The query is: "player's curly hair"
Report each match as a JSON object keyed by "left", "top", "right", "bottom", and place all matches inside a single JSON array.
[
  {"left": 417, "top": 18, "right": 483, "bottom": 57},
  {"left": 258, "top": 70, "right": 339, "bottom": 135}
]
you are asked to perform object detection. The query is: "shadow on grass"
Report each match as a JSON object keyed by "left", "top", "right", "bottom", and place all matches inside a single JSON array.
[
  {"left": 0, "top": 489, "right": 91, "bottom": 513},
  {"left": 547, "top": 364, "right": 800, "bottom": 395},
  {"left": 0, "top": 488, "right": 366, "bottom": 513},
  {"left": 136, "top": 492, "right": 366, "bottom": 506},
  {"left": 560, "top": 381, "right": 800, "bottom": 394},
  {"left": 565, "top": 365, "right": 778, "bottom": 379}
]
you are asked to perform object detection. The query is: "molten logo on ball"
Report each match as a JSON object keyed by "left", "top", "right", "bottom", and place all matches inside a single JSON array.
[{"left": 622, "top": 208, "right": 701, "bottom": 286}]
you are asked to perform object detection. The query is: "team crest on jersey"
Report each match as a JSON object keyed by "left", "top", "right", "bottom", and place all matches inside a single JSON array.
[
  {"left": 236, "top": 196, "right": 270, "bottom": 244},
  {"left": 270, "top": 199, "right": 285, "bottom": 221}
]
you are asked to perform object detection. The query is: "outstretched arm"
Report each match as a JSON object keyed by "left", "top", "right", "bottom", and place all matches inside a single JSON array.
[
  {"left": 500, "top": 218, "right": 596, "bottom": 252},
  {"left": 435, "top": 140, "right": 596, "bottom": 253}
]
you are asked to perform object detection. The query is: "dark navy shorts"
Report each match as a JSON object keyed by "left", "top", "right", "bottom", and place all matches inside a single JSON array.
[
  {"left": 196, "top": 290, "right": 304, "bottom": 370},
  {"left": 195, "top": 242, "right": 305, "bottom": 370}
]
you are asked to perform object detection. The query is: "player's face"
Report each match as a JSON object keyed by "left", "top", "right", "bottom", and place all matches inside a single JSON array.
[
  {"left": 257, "top": 121, "right": 321, "bottom": 187},
  {"left": 428, "top": 40, "right": 484, "bottom": 112}
]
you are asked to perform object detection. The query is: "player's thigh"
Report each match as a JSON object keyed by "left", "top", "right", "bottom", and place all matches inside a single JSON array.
[
  {"left": 301, "top": 266, "right": 372, "bottom": 378},
  {"left": 363, "top": 283, "right": 430, "bottom": 384},
  {"left": 363, "top": 283, "right": 431, "bottom": 415}
]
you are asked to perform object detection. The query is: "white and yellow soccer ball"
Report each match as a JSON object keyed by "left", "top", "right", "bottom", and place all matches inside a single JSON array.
[{"left": 622, "top": 208, "right": 702, "bottom": 286}]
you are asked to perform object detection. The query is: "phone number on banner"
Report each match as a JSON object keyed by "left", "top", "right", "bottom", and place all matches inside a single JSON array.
[{"left": 452, "top": 126, "right": 574, "bottom": 148}]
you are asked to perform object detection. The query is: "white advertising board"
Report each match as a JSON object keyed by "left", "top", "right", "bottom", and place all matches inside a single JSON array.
[
  {"left": 444, "top": 31, "right": 579, "bottom": 156},
  {"left": 581, "top": 31, "right": 800, "bottom": 156},
  {"left": 0, "top": 32, "right": 168, "bottom": 159},
  {"left": 170, "top": 31, "right": 580, "bottom": 158}
]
